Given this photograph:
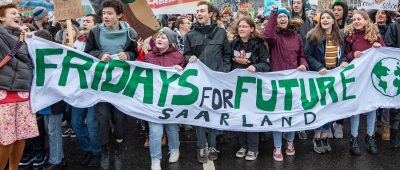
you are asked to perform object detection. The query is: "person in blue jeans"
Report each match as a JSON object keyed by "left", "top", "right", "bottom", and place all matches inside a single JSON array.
[
  {"left": 143, "top": 27, "right": 184, "bottom": 170},
  {"left": 39, "top": 101, "right": 66, "bottom": 170},
  {"left": 70, "top": 107, "right": 101, "bottom": 167}
]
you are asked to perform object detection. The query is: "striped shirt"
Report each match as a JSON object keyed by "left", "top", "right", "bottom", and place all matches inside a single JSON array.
[{"left": 325, "top": 34, "right": 339, "bottom": 69}]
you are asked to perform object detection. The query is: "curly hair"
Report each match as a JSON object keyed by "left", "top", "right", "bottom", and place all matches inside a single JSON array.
[{"left": 344, "top": 10, "right": 379, "bottom": 43}]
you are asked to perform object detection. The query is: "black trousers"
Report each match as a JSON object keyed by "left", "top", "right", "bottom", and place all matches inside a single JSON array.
[{"left": 95, "top": 102, "right": 126, "bottom": 146}]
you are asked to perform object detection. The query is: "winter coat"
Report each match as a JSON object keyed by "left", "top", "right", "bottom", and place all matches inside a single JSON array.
[
  {"left": 144, "top": 46, "right": 185, "bottom": 68},
  {"left": 305, "top": 34, "right": 348, "bottom": 71},
  {"left": 84, "top": 23, "right": 138, "bottom": 61},
  {"left": 264, "top": 11, "right": 308, "bottom": 72},
  {"left": 230, "top": 37, "right": 271, "bottom": 72},
  {"left": 385, "top": 21, "right": 400, "bottom": 48},
  {"left": 290, "top": 0, "right": 314, "bottom": 44},
  {"left": 0, "top": 24, "right": 33, "bottom": 92},
  {"left": 183, "top": 20, "right": 231, "bottom": 72},
  {"left": 345, "top": 29, "right": 385, "bottom": 62}
]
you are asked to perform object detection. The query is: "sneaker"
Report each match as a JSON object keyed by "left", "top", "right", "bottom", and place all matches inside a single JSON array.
[
  {"left": 313, "top": 138, "right": 325, "bottom": 154},
  {"left": 322, "top": 138, "right": 331, "bottom": 152},
  {"left": 168, "top": 149, "right": 179, "bottom": 163},
  {"left": 32, "top": 154, "right": 47, "bottom": 167},
  {"left": 365, "top": 135, "right": 378, "bottom": 155},
  {"left": 208, "top": 147, "right": 219, "bottom": 161},
  {"left": 273, "top": 147, "right": 283, "bottom": 161},
  {"left": 87, "top": 154, "right": 100, "bottom": 167},
  {"left": 42, "top": 162, "right": 62, "bottom": 170},
  {"left": 235, "top": 148, "right": 247, "bottom": 158},
  {"left": 333, "top": 123, "right": 343, "bottom": 139},
  {"left": 286, "top": 142, "right": 295, "bottom": 155},
  {"left": 62, "top": 128, "right": 76, "bottom": 138},
  {"left": 298, "top": 131, "right": 308, "bottom": 140},
  {"left": 350, "top": 136, "right": 361, "bottom": 156},
  {"left": 197, "top": 148, "right": 207, "bottom": 163},
  {"left": 151, "top": 158, "right": 161, "bottom": 170},
  {"left": 19, "top": 154, "right": 35, "bottom": 166},
  {"left": 326, "top": 129, "right": 334, "bottom": 139},
  {"left": 245, "top": 151, "right": 258, "bottom": 161}
]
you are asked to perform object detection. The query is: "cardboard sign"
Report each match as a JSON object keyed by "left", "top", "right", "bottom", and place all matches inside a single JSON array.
[
  {"left": 359, "top": 0, "right": 399, "bottom": 11},
  {"left": 53, "top": 0, "right": 83, "bottom": 20},
  {"left": 123, "top": 0, "right": 160, "bottom": 39}
]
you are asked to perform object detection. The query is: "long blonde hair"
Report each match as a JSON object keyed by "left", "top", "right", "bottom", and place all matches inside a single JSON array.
[{"left": 344, "top": 10, "right": 380, "bottom": 43}]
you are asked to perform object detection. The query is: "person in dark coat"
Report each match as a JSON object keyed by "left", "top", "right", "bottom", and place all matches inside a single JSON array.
[
  {"left": 231, "top": 17, "right": 271, "bottom": 161},
  {"left": 305, "top": 10, "right": 348, "bottom": 154}
]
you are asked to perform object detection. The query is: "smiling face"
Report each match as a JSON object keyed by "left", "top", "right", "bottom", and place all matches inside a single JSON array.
[
  {"left": 0, "top": 7, "right": 20, "bottom": 28},
  {"left": 320, "top": 13, "right": 334, "bottom": 32},
  {"left": 102, "top": 7, "right": 122, "bottom": 28},
  {"left": 277, "top": 13, "right": 289, "bottom": 29},
  {"left": 238, "top": 20, "right": 254, "bottom": 40},
  {"left": 180, "top": 18, "right": 191, "bottom": 32},
  {"left": 352, "top": 13, "right": 367, "bottom": 30},
  {"left": 375, "top": 10, "right": 387, "bottom": 24},
  {"left": 333, "top": 5, "right": 344, "bottom": 20},
  {"left": 292, "top": 0, "right": 303, "bottom": 15},
  {"left": 196, "top": 4, "right": 212, "bottom": 25}
]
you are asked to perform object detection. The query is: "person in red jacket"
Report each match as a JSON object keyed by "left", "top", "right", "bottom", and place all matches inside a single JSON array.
[
  {"left": 344, "top": 10, "right": 384, "bottom": 156},
  {"left": 264, "top": 5, "right": 308, "bottom": 162},
  {"left": 143, "top": 27, "right": 185, "bottom": 170}
]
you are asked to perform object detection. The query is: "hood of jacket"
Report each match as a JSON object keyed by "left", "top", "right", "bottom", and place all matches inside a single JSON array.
[{"left": 290, "top": 0, "right": 310, "bottom": 21}]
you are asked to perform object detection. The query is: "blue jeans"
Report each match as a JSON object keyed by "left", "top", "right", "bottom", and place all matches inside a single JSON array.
[
  {"left": 351, "top": 110, "right": 376, "bottom": 137},
  {"left": 315, "top": 122, "right": 333, "bottom": 134},
  {"left": 196, "top": 127, "right": 217, "bottom": 149},
  {"left": 71, "top": 107, "right": 101, "bottom": 155},
  {"left": 44, "top": 113, "right": 63, "bottom": 164},
  {"left": 148, "top": 122, "right": 180, "bottom": 160},
  {"left": 273, "top": 132, "right": 295, "bottom": 147}
]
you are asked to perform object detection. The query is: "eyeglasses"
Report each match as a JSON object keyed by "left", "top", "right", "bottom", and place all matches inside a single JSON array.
[
  {"left": 238, "top": 25, "right": 250, "bottom": 29},
  {"left": 277, "top": 15, "right": 288, "bottom": 19}
]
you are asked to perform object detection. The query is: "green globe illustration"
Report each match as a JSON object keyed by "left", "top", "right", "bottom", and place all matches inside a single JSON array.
[{"left": 371, "top": 58, "right": 400, "bottom": 97}]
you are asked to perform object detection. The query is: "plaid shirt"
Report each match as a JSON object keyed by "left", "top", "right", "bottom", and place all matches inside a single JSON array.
[{"left": 173, "top": 28, "right": 184, "bottom": 52}]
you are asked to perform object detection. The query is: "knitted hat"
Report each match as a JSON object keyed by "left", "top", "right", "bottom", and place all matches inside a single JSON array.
[
  {"left": 158, "top": 27, "right": 177, "bottom": 46},
  {"left": 33, "top": 6, "right": 48, "bottom": 21},
  {"left": 277, "top": 8, "right": 291, "bottom": 19}
]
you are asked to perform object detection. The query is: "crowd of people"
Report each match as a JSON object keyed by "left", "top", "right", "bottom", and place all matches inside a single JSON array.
[{"left": 1, "top": 0, "right": 400, "bottom": 170}]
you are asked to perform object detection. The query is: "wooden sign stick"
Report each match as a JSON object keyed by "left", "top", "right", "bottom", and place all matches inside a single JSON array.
[{"left": 66, "top": 19, "right": 74, "bottom": 48}]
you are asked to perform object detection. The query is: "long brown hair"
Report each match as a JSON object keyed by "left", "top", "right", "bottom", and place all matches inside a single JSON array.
[
  {"left": 307, "top": 10, "right": 342, "bottom": 45},
  {"left": 234, "top": 17, "right": 262, "bottom": 39},
  {"left": 345, "top": 10, "right": 380, "bottom": 43}
]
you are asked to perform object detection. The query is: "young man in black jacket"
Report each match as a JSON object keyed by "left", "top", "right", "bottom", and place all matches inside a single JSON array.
[{"left": 183, "top": 1, "right": 231, "bottom": 163}]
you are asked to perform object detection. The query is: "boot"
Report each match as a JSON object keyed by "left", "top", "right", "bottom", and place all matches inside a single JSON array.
[
  {"left": 382, "top": 123, "right": 390, "bottom": 141},
  {"left": 144, "top": 133, "right": 149, "bottom": 148},
  {"left": 365, "top": 135, "right": 378, "bottom": 155},
  {"left": 162, "top": 133, "right": 167, "bottom": 146},
  {"left": 390, "top": 128, "right": 400, "bottom": 149},
  {"left": 350, "top": 136, "right": 361, "bottom": 156}
]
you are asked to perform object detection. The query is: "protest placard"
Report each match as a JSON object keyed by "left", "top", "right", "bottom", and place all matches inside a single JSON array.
[
  {"left": 53, "top": 0, "right": 83, "bottom": 21},
  {"left": 359, "top": 0, "right": 399, "bottom": 11}
]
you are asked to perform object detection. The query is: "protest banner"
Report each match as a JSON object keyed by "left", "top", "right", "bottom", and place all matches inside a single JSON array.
[
  {"left": 359, "top": 0, "right": 399, "bottom": 11},
  {"left": 25, "top": 36, "right": 400, "bottom": 132},
  {"left": 53, "top": 0, "right": 83, "bottom": 20},
  {"left": 148, "top": 0, "right": 201, "bottom": 15}
]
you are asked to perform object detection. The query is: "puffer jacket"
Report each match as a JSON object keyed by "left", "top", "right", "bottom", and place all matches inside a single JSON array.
[{"left": 0, "top": 24, "right": 33, "bottom": 92}]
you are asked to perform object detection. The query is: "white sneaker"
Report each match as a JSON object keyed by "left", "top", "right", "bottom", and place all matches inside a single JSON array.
[
  {"left": 168, "top": 149, "right": 180, "bottom": 163},
  {"left": 245, "top": 151, "right": 258, "bottom": 161},
  {"left": 151, "top": 158, "right": 161, "bottom": 170},
  {"left": 235, "top": 148, "right": 247, "bottom": 158}
]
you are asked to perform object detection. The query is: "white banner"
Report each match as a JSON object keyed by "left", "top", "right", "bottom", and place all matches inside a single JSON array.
[
  {"left": 359, "top": 0, "right": 399, "bottom": 11},
  {"left": 26, "top": 36, "right": 400, "bottom": 132}
]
